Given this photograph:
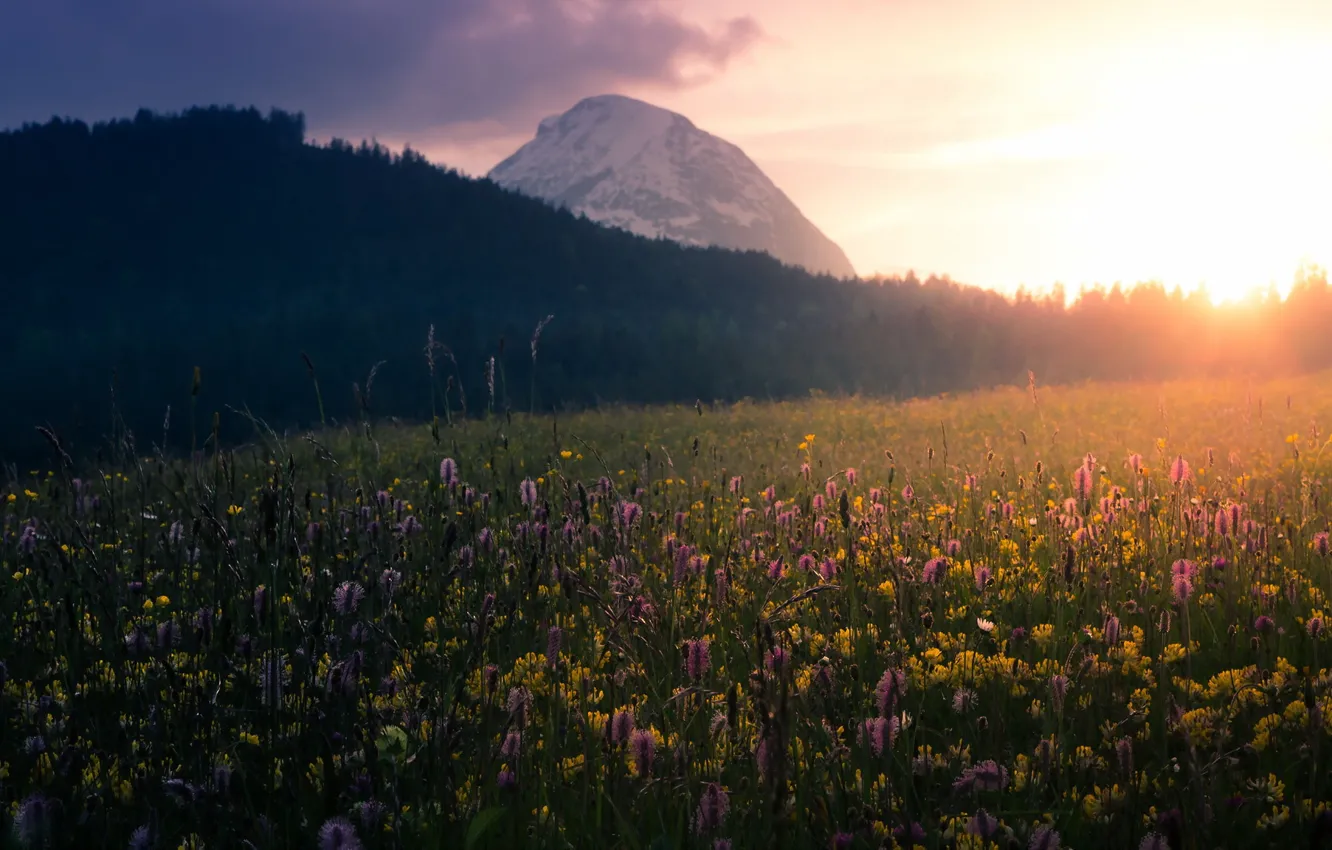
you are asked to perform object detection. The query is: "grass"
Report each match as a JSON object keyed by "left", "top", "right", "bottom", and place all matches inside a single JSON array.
[{"left": 7, "top": 371, "right": 1332, "bottom": 849}]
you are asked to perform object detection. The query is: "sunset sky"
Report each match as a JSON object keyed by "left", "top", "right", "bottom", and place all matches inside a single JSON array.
[{"left": 5, "top": 0, "right": 1332, "bottom": 299}]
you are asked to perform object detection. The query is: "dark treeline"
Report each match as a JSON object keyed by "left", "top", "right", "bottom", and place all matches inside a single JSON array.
[{"left": 2, "top": 106, "right": 1330, "bottom": 465}]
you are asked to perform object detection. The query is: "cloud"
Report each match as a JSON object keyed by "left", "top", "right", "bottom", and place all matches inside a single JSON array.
[{"left": 0, "top": 0, "right": 762, "bottom": 132}]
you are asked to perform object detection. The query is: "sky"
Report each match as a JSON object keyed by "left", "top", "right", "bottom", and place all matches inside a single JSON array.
[{"left": 5, "top": 0, "right": 1332, "bottom": 300}]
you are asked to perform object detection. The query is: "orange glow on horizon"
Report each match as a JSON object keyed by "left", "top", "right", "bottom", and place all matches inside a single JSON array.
[
  {"left": 652, "top": 2, "right": 1332, "bottom": 299},
  {"left": 396, "top": 1, "right": 1332, "bottom": 300}
]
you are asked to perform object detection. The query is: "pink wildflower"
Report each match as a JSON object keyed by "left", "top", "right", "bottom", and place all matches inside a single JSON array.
[
  {"left": 1169, "top": 455, "right": 1190, "bottom": 486},
  {"left": 684, "top": 638, "right": 711, "bottom": 681}
]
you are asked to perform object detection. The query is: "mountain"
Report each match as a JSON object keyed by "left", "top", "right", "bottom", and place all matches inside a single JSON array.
[
  {"left": 1, "top": 106, "right": 1046, "bottom": 464},
  {"left": 488, "top": 94, "right": 857, "bottom": 278},
  {"left": 7, "top": 106, "right": 1305, "bottom": 467}
]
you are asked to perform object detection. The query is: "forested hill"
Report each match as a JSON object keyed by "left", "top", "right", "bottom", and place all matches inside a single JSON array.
[{"left": 2, "top": 106, "right": 1331, "bottom": 464}]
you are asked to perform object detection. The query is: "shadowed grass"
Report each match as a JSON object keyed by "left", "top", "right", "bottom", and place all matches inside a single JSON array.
[{"left": 6, "top": 373, "right": 1332, "bottom": 848}]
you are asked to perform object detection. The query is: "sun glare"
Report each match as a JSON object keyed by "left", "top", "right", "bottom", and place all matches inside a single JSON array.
[
  {"left": 824, "top": 27, "right": 1332, "bottom": 299},
  {"left": 1069, "top": 35, "right": 1332, "bottom": 303}
]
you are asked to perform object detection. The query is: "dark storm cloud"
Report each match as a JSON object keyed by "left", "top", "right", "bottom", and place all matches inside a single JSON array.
[{"left": 0, "top": 0, "right": 761, "bottom": 131}]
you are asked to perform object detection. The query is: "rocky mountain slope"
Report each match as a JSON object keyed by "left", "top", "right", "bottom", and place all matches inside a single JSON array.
[{"left": 488, "top": 94, "right": 856, "bottom": 278}]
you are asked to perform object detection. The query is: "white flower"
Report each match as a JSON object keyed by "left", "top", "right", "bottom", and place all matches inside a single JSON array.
[{"left": 977, "top": 617, "right": 995, "bottom": 633}]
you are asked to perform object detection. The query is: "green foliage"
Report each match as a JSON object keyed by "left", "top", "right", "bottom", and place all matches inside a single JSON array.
[
  {"left": 464, "top": 807, "right": 507, "bottom": 850},
  {"left": 6, "top": 375, "right": 1332, "bottom": 847},
  {"left": 8, "top": 107, "right": 1332, "bottom": 467}
]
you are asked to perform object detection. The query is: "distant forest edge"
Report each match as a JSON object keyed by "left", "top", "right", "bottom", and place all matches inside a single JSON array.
[{"left": 4, "top": 105, "right": 1332, "bottom": 465}]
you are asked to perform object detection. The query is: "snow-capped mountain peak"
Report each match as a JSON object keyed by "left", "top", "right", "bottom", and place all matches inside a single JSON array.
[{"left": 488, "top": 94, "right": 856, "bottom": 278}]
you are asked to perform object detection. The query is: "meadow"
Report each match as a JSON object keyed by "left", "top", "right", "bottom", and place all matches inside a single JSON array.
[{"left": 7, "top": 372, "right": 1332, "bottom": 848}]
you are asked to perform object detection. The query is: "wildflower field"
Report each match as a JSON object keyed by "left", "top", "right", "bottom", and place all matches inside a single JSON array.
[{"left": 9, "top": 372, "right": 1332, "bottom": 849}]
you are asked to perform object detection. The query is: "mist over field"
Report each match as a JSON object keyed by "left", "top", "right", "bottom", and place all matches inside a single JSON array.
[{"left": 6, "top": 109, "right": 1332, "bottom": 471}]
